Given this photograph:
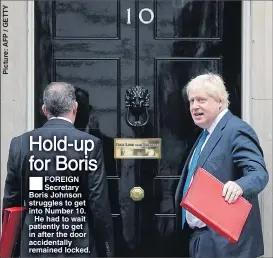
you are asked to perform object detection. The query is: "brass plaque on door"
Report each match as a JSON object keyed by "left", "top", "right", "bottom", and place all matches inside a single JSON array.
[
  {"left": 114, "top": 138, "right": 161, "bottom": 159},
  {"left": 130, "top": 187, "right": 144, "bottom": 201}
]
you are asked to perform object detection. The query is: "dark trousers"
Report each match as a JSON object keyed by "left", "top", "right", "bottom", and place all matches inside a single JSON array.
[
  {"left": 189, "top": 226, "right": 216, "bottom": 258},
  {"left": 188, "top": 227, "right": 257, "bottom": 258}
]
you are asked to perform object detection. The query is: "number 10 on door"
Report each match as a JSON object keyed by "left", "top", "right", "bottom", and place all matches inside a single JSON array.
[{"left": 127, "top": 8, "right": 154, "bottom": 25}]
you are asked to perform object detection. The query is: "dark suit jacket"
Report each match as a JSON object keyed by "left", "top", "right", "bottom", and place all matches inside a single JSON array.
[
  {"left": 175, "top": 110, "right": 269, "bottom": 258},
  {"left": 2, "top": 119, "right": 114, "bottom": 257}
]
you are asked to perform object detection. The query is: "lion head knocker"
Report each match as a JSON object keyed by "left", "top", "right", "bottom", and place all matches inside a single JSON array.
[{"left": 125, "top": 85, "right": 150, "bottom": 127}]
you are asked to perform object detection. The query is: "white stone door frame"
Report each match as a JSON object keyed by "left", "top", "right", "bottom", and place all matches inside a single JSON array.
[
  {"left": 242, "top": 1, "right": 251, "bottom": 124},
  {"left": 27, "top": 0, "right": 35, "bottom": 131}
]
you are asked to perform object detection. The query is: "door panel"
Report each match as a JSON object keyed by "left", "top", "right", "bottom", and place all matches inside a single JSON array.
[
  {"left": 54, "top": 1, "right": 119, "bottom": 38},
  {"left": 35, "top": 0, "right": 241, "bottom": 256},
  {"left": 156, "top": 0, "right": 220, "bottom": 39}
]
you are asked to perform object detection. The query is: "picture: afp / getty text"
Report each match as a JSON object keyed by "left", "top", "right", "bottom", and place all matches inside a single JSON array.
[{"left": 2, "top": 4, "right": 9, "bottom": 75}]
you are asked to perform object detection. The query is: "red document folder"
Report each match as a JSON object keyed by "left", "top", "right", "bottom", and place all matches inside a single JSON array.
[
  {"left": 180, "top": 168, "right": 252, "bottom": 243},
  {"left": 0, "top": 207, "right": 27, "bottom": 258}
]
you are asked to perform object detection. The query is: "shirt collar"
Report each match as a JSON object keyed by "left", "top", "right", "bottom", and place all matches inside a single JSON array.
[
  {"left": 207, "top": 108, "right": 228, "bottom": 135},
  {"left": 49, "top": 116, "right": 73, "bottom": 124}
]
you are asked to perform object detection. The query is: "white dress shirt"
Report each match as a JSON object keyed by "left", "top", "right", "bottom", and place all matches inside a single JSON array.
[
  {"left": 49, "top": 116, "right": 73, "bottom": 124},
  {"left": 186, "top": 108, "right": 228, "bottom": 228}
]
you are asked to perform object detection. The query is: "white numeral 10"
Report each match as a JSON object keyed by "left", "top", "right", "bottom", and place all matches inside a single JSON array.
[{"left": 127, "top": 8, "right": 154, "bottom": 25}]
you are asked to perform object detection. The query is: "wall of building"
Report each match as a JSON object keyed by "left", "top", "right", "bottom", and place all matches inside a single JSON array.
[
  {"left": 0, "top": 1, "right": 272, "bottom": 256},
  {"left": 248, "top": 1, "right": 272, "bottom": 256},
  {"left": 1, "top": 1, "right": 29, "bottom": 202}
]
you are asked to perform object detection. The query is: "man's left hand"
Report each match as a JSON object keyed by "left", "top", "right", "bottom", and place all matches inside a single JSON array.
[{"left": 222, "top": 181, "right": 243, "bottom": 203}]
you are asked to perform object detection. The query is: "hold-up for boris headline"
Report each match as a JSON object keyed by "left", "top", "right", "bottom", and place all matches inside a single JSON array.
[{"left": 27, "top": 135, "right": 98, "bottom": 255}]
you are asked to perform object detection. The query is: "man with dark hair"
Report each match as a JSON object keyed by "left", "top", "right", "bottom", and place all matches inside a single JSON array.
[{"left": 2, "top": 82, "right": 114, "bottom": 257}]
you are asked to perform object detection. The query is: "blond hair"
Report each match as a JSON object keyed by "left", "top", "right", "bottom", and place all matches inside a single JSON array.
[{"left": 186, "top": 73, "right": 230, "bottom": 108}]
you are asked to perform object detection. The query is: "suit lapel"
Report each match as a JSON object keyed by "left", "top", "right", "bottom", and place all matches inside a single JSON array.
[
  {"left": 196, "top": 127, "right": 223, "bottom": 167},
  {"left": 196, "top": 110, "right": 233, "bottom": 168}
]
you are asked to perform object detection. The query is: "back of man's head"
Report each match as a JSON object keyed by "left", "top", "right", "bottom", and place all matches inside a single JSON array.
[
  {"left": 43, "top": 82, "right": 76, "bottom": 117},
  {"left": 42, "top": 82, "right": 78, "bottom": 122}
]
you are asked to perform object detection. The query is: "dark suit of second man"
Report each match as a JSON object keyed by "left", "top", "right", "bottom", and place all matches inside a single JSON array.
[{"left": 2, "top": 82, "right": 114, "bottom": 257}]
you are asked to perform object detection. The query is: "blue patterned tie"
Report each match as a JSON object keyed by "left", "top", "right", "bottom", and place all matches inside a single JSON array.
[{"left": 181, "top": 129, "right": 209, "bottom": 229}]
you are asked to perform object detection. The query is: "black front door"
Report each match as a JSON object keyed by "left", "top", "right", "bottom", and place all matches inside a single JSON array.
[{"left": 35, "top": 0, "right": 241, "bottom": 256}]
